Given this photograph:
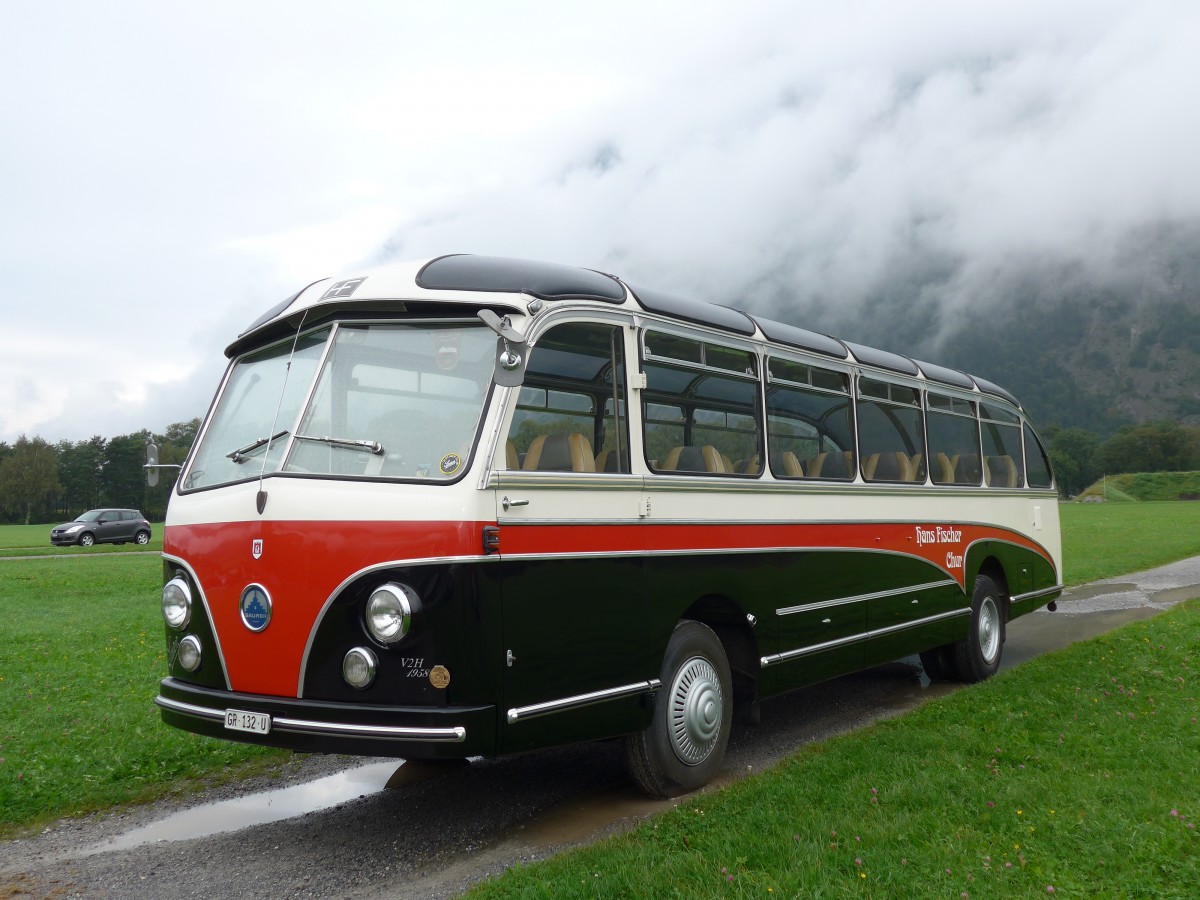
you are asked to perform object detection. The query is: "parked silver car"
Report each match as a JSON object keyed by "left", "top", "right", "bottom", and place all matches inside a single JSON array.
[{"left": 50, "top": 509, "right": 152, "bottom": 547}]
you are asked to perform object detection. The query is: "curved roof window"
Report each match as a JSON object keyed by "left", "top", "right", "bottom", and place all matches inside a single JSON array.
[{"left": 417, "top": 254, "right": 625, "bottom": 302}]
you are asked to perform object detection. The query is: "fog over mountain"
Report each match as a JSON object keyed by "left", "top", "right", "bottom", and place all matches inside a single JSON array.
[
  {"left": 3, "top": 1, "right": 1197, "bottom": 442},
  {"left": 372, "top": 1, "right": 1200, "bottom": 434}
]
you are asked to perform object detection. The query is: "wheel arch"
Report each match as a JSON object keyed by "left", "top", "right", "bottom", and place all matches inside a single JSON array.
[
  {"left": 966, "top": 546, "right": 1012, "bottom": 639},
  {"left": 680, "top": 593, "right": 760, "bottom": 713}
]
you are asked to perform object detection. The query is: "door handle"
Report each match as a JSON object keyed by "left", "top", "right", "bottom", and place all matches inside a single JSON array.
[{"left": 502, "top": 496, "right": 529, "bottom": 511}]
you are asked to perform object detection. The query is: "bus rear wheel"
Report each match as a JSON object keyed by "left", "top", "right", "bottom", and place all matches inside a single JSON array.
[
  {"left": 624, "top": 620, "right": 732, "bottom": 798},
  {"left": 949, "top": 574, "right": 1004, "bottom": 682}
]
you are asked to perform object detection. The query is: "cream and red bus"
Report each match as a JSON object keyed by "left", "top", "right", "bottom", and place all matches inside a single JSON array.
[{"left": 153, "top": 254, "right": 1062, "bottom": 797}]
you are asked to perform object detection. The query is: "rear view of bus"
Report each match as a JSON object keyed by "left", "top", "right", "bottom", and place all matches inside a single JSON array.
[{"left": 155, "top": 254, "right": 1062, "bottom": 797}]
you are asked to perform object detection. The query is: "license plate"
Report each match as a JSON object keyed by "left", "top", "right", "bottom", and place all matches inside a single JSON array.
[{"left": 224, "top": 709, "right": 271, "bottom": 734}]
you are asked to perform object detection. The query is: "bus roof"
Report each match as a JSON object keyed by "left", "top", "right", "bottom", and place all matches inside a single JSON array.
[{"left": 232, "top": 253, "right": 1022, "bottom": 410}]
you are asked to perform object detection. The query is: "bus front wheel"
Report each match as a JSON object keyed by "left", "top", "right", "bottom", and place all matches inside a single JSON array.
[
  {"left": 624, "top": 620, "right": 733, "bottom": 798},
  {"left": 949, "top": 574, "right": 1004, "bottom": 682}
]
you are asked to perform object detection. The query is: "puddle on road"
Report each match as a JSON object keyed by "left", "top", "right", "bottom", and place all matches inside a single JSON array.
[{"left": 80, "top": 760, "right": 461, "bottom": 857}]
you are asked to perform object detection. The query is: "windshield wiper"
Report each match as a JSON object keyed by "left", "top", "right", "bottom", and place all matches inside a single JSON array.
[
  {"left": 294, "top": 435, "right": 384, "bottom": 455},
  {"left": 227, "top": 430, "right": 289, "bottom": 463}
]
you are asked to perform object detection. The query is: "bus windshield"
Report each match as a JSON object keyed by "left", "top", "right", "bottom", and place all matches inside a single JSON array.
[{"left": 183, "top": 321, "right": 496, "bottom": 489}]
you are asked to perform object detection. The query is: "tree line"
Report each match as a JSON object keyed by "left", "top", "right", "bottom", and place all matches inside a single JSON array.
[
  {"left": 0, "top": 420, "right": 198, "bottom": 525},
  {"left": 2, "top": 417, "right": 1198, "bottom": 525},
  {"left": 1044, "top": 420, "right": 1200, "bottom": 498}
]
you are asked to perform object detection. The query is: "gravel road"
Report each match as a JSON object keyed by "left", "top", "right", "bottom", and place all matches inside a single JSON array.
[{"left": 4, "top": 557, "right": 1198, "bottom": 899}]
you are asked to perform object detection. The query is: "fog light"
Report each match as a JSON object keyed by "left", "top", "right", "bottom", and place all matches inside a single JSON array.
[
  {"left": 365, "top": 584, "right": 417, "bottom": 644},
  {"left": 162, "top": 577, "right": 192, "bottom": 630},
  {"left": 178, "top": 634, "right": 202, "bottom": 672},
  {"left": 343, "top": 647, "right": 378, "bottom": 689}
]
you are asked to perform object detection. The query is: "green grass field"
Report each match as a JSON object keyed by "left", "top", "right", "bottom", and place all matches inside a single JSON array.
[
  {"left": 1060, "top": 501, "right": 1200, "bottom": 584},
  {"left": 1, "top": 500, "right": 1199, "bottom": 873}
]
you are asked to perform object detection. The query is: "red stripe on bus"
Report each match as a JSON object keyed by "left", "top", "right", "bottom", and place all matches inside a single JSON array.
[{"left": 499, "top": 520, "right": 1051, "bottom": 586}]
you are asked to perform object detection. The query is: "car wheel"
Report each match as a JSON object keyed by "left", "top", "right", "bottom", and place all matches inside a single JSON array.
[
  {"left": 948, "top": 575, "right": 1004, "bottom": 682},
  {"left": 135, "top": 531, "right": 150, "bottom": 545},
  {"left": 79, "top": 533, "right": 95, "bottom": 547},
  {"left": 623, "top": 620, "right": 732, "bottom": 798}
]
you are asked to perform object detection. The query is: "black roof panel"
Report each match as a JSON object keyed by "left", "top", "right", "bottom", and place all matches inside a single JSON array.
[
  {"left": 915, "top": 359, "right": 975, "bottom": 390},
  {"left": 417, "top": 254, "right": 625, "bottom": 303},
  {"left": 970, "top": 374, "right": 1022, "bottom": 408},
  {"left": 844, "top": 341, "right": 920, "bottom": 376},
  {"left": 752, "top": 315, "right": 849, "bottom": 359},
  {"left": 629, "top": 285, "right": 757, "bottom": 335}
]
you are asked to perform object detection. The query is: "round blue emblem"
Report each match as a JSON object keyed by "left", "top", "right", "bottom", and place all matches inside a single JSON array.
[{"left": 239, "top": 584, "right": 272, "bottom": 632}]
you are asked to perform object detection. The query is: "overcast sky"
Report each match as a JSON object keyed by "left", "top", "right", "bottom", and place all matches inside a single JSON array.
[{"left": 2, "top": 0, "right": 1197, "bottom": 445}]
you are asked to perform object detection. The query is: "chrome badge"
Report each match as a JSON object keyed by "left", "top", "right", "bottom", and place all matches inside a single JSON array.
[
  {"left": 252, "top": 538, "right": 263, "bottom": 559},
  {"left": 239, "top": 584, "right": 272, "bottom": 632}
]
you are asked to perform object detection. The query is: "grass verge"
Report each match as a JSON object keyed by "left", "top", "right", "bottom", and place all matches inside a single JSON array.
[
  {"left": 469, "top": 599, "right": 1200, "bottom": 898},
  {"left": 0, "top": 555, "right": 284, "bottom": 838}
]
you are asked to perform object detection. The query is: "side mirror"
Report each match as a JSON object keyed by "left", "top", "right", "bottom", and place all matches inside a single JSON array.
[
  {"left": 146, "top": 443, "right": 160, "bottom": 487},
  {"left": 145, "top": 442, "right": 182, "bottom": 487},
  {"left": 478, "top": 309, "right": 528, "bottom": 388}
]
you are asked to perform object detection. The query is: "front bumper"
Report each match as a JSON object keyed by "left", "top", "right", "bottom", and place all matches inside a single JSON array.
[{"left": 156, "top": 677, "right": 496, "bottom": 758}]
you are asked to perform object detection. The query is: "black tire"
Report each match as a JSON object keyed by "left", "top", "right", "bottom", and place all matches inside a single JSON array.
[
  {"left": 79, "top": 533, "right": 95, "bottom": 547},
  {"left": 623, "top": 620, "right": 732, "bottom": 798},
  {"left": 948, "top": 574, "right": 1004, "bottom": 682},
  {"left": 135, "top": 531, "right": 150, "bottom": 545}
]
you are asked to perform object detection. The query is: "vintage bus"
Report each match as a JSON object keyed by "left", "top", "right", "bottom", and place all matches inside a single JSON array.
[{"left": 153, "top": 254, "right": 1062, "bottom": 797}]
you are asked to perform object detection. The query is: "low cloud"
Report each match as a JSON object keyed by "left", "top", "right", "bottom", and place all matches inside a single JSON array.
[{"left": 381, "top": 1, "right": 1200, "bottom": 354}]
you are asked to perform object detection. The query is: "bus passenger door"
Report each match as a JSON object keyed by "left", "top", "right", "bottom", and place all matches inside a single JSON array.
[{"left": 492, "top": 318, "right": 655, "bottom": 754}]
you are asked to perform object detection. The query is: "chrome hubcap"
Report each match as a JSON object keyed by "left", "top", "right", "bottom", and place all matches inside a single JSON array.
[
  {"left": 979, "top": 596, "right": 1000, "bottom": 664},
  {"left": 668, "top": 656, "right": 723, "bottom": 765}
]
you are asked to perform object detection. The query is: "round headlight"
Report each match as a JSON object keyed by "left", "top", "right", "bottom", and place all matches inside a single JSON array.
[
  {"left": 366, "top": 584, "right": 416, "bottom": 644},
  {"left": 177, "top": 635, "right": 202, "bottom": 672},
  {"left": 162, "top": 577, "right": 192, "bottom": 630},
  {"left": 343, "top": 647, "right": 378, "bottom": 689}
]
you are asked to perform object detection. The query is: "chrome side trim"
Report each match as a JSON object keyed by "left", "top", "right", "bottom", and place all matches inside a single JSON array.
[
  {"left": 154, "top": 695, "right": 224, "bottom": 722},
  {"left": 154, "top": 695, "right": 467, "bottom": 743},
  {"left": 1011, "top": 584, "right": 1065, "bottom": 604},
  {"left": 506, "top": 678, "right": 662, "bottom": 725},
  {"left": 760, "top": 607, "right": 968, "bottom": 668},
  {"left": 775, "top": 579, "right": 958, "bottom": 617}
]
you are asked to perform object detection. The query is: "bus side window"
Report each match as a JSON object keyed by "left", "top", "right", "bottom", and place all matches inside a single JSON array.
[
  {"left": 504, "top": 322, "right": 629, "bottom": 473},
  {"left": 641, "top": 331, "right": 761, "bottom": 476},
  {"left": 980, "top": 402, "right": 1024, "bottom": 488},
  {"left": 765, "top": 357, "right": 854, "bottom": 480},
  {"left": 1024, "top": 422, "right": 1054, "bottom": 489},
  {"left": 857, "top": 377, "right": 927, "bottom": 483},
  {"left": 926, "top": 393, "right": 981, "bottom": 485}
]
